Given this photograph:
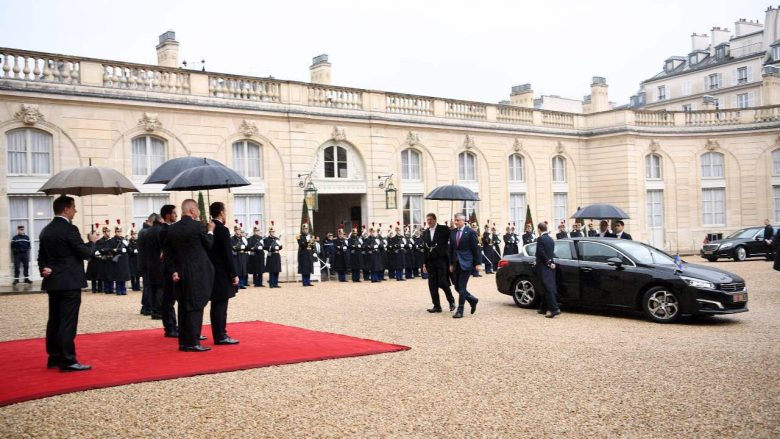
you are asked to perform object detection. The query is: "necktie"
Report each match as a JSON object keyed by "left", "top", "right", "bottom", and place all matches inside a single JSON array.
[{"left": 457, "top": 229, "right": 462, "bottom": 247}]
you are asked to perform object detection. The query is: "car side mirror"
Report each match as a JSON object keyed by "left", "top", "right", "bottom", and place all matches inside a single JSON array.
[
  {"left": 606, "top": 257, "right": 624, "bottom": 269},
  {"left": 755, "top": 236, "right": 763, "bottom": 241}
]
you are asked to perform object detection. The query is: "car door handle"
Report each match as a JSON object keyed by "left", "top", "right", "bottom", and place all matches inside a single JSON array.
[{"left": 580, "top": 267, "right": 593, "bottom": 272}]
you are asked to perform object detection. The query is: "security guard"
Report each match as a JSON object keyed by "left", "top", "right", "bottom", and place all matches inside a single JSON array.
[
  {"left": 332, "top": 228, "right": 348, "bottom": 282},
  {"left": 11, "top": 224, "right": 32, "bottom": 284}
]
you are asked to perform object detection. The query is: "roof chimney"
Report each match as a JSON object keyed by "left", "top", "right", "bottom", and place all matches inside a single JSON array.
[
  {"left": 156, "top": 30, "right": 179, "bottom": 68},
  {"left": 587, "top": 76, "right": 609, "bottom": 113},
  {"left": 691, "top": 33, "right": 709, "bottom": 52},
  {"left": 310, "top": 54, "right": 331, "bottom": 85},
  {"left": 764, "top": 7, "right": 780, "bottom": 51},
  {"left": 734, "top": 18, "right": 763, "bottom": 37},
  {"left": 710, "top": 27, "right": 730, "bottom": 53},
  {"left": 509, "top": 84, "right": 534, "bottom": 108}
]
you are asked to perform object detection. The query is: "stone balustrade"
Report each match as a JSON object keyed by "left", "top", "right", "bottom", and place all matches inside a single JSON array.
[{"left": 1, "top": 47, "right": 779, "bottom": 132}]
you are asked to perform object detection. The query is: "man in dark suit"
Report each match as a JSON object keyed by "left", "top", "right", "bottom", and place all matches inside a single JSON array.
[
  {"left": 449, "top": 213, "right": 481, "bottom": 319},
  {"left": 586, "top": 223, "right": 598, "bottom": 237},
  {"left": 535, "top": 222, "right": 561, "bottom": 318},
  {"left": 764, "top": 219, "right": 774, "bottom": 261},
  {"left": 598, "top": 220, "right": 616, "bottom": 238},
  {"left": 422, "top": 213, "right": 455, "bottom": 313},
  {"left": 570, "top": 223, "right": 584, "bottom": 238},
  {"left": 158, "top": 205, "right": 179, "bottom": 336},
  {"left": 165, "top": 199, "right": 215, "bottom": 352},
  {"left": 37, "top": 195, "right": 98, "bottom": 371},
  {"left": 207, "top": 202, "right": 240, "bottom": 345},
  {"left": 613, "top": 220, "right": 632, "bottom": 240}
]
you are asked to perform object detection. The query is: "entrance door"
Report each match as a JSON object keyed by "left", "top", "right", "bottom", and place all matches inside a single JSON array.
[
  {"left": 312, "top": 194, "right": 364, "bottom": 235},
  {"left": 646, "top": 190, "right": 664, "bottom": 249}
]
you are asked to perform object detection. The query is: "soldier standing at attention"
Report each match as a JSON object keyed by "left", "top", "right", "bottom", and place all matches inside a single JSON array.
[
  {"left": 297, "top": 223, "right": 314, "bottom": 287},
  {"left": 127, "top": 228, "right": 141, "bottom": 291},
  {"left": 107, "top": 225, "right": 130, "bottom": 295},
  {"left": 332, "top": 228, "right": 349, "bottom": 282},
  {"left": 348, "top": 227, "right": 363, "bottom": 282},
  {"left": 247, "top": 224, "right": 266, "bottom": 287},
  {"left": 263, "top": 223, "right": 282, "bottom": 288},
  {"left": 11, "top": 224, "right": 32, "bottom": 284},
  {"left": 231, "top": 225, "right": 249, "bottom": 290}
]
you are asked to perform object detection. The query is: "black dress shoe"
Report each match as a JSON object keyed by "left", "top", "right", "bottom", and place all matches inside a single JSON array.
[
  {"left": 140, "top": 309, "right": 151, "bottom": 316},
  {"left": 60, "top": 363, "right": 92, "bottom": 372},
  {"left": 545, "top": 311, "right": 561, "bottom": 319},
  {"left": 215, "top": 337, "right": 239, "bottom": 345},
  {"left": 164, "top": 331, "right": 180, "bottom": 338},
  {"left": 449, "top": 303, "right": 456, "bottom": 312},
  {"left": 427, "top": 307, "right": 443, "bottom": 313},
  {"left": 180, "top": 345, "right": 211, "bottom": 352},
  {"left": 452, "top": 312, "right": 464, "bottom": 319},
  {"left": 24, "top": 278, "right": 33, "bottom": 284},
  {"left": 469, "top": 298, "right": 479, "bottom": 314},
  {"left": 199, "top": 335, "right": 208, "bottom": 341},
  {"left": 150, "top": 314, "right": 163, "bottom": 320}
]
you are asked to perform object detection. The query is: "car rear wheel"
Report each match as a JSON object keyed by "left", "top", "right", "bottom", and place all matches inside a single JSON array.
[
  {"left": 733, "top": 246, "right": 747, "bottom": 262},
  {"left": 642, "top": 287, "right": 681, "bottom": 323},
  {"left": 512, "top": 278, "right": 539, "bottom": 308},
  {"left": 706, "top": 256, "right": 718, "bottom": 262}
]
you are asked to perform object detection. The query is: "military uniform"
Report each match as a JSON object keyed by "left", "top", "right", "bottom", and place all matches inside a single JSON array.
[
  {"left": 107, "top": 229, "right": 131, "bottom": 295},
  {"left": 247, "top": 229, "right": 266, "bottom": 287},
  {"left": 403, "top": 233, "right": 415, "bottom": 279},
  {"left": 503, "top": 230, "right": 519, "bottom": 256},
  {"left": 127, "top": 234, "right": 141, "bottom": 291},
  {"left": 230, "top": 229, "right": 249, "bottom": 289},
  {"left": 481, "top": 231, "right": 494, "bottom": 273},
  {"left": 96, "top": 229, "right": 114, "bottom": 293},
  {"left": 348, "top": 231, "right": 363, "bottom": 282},
  {"left": 364, "top": 233, "right": 383, "bottom": 282},
  {"left": 10, "top": 230, "right": 31, "bottom": 283},
  {"left": 263, "top": 232, "right": 283, "bottom": 288},
  {"left": 297, "top": 230, "right": 314, "bottom": 286},
  {"left": 387, "top": 232, "right": 405, "bottom": 281},
  {"left": 360, "top": 231, "right": 371, "bottom": 280},
  {"left": 332, "top": 232, "right": 348, "bottom": 282}
]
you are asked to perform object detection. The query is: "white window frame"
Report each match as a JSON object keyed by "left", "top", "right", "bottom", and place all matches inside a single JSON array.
[
  {"left": 324, "top": 145, "right": 348, "bottom": 179},
  {"left": 508, "top": 154, "right": 524, "bottom": 182},
  {"left": 552, "top": 156, "right": 566, "bottom": 183},
  {"left": 400, "top": 149, "right": 421, "bottom": 181},
  {"left": 774, "top": 186, "right": 780, "bottom": 223},
  {"left": 737, "top": 67, "right": 748, "bottom": 84},
  {"left": 461, "top": 198, "right": 477, "bottom": 219},
  {"left": 657, "top": 85, "right": 667, "bottom": 101},
  {"left": 645, "top": 154, "right": 662, "bottom": 180},
  {"left": 458, "top": 152, "right": 476, "bottom": 181},
  {"left": 233, "top": 195, "right": 265, "bottom": 233},
  {"left": 736, "top": 93, "right": 749, "bottom": 109},
  {"left": 6, "top": 128, "right": 52, "bottom": 176},
  {"left": 553, "top": 192, "right": 568, "bottom": 228},
  {"left": 773, "top": 46, "right": 780, "bottom": 61},
  {"left": 509, "top": 193, "right": 526, "bottom": 225},
  {"left": 402, "top": 194, "right": 423, "bottom": 229},
  {"left": 133, "top": 194, "right": 170, "bottom": 227},
  {"left": 702, "top": 188, "right": 726, "bottom": 226},
  {"left": 701, "top": 152, "right": 725, "bottom": 179},
  {"left": 708, "top": 73, "right": 721, "bottom": 90},
  {"left": 231, "top": 140, "right": 263, "bottom": 179},
  {"left": 773, "top": 150, "right": 780, "bottom": 176},
  {"left": 131, "top": 135, "right": 167, "bottom": 177}
]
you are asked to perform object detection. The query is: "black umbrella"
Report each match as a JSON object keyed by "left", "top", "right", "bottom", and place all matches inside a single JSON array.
[
  {"left": 425, "top": 185, "right": 480, "bottom": 201},
  {"left": 163, "top": 165, "right": 250, "bottom": 191},
  {"left": 144, "top": 156, "right": 227, "bottom": 184},
  {"left": 571, "top": 203, "right": 630, "bottom": 220}
]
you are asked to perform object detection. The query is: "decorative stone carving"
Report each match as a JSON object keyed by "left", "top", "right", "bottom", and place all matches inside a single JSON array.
[
  {"left": 463, "top": 134, "right": 475, "bottom": 150},
  {"left": 556, "top": 141, "right": 565, "bottom": 154},
  {"left": 331, "top": 126, "right": 346, "bottom": 142},
  {"left": 14, "top": 104, "right": 44, "bottom": 125},
  {"left": 649, "top": 139, "right": 660, "bottom": 152},
  {"left": 138, "top": 112, "right": 161, "bottom": 132},
  {"left": 705, "top": 138, "right": 719, "bottom": 151},
  {"left": 513, "top": 138, "right": 523, "bottom": 153},
  {"left": 406, "top": 131, "right": 420, "bottom": 147},
  {"left": 239, "top": 119, "right": 258, "bottom": 138}
]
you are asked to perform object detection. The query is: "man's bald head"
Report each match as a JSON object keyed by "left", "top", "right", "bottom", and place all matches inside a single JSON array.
[{"left": 181, "top": 199, "right": 198, "bottom": 218}]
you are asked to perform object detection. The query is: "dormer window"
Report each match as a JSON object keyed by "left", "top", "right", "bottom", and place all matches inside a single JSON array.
[
  {"left": 715, "top": 46, "right": 726, "bottom": 59},
  {"left": 665, "top": 61, "right": 674, "bottom": 72},
  {"left": 773, "top": 46, "right": 780, "bottom": 61},
  {"left": 689, "top": 54, "right": 697, "bottom": 66}
]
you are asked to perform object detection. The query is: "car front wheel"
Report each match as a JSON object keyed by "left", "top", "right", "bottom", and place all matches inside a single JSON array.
[
  {"left": 642, "top": 287, "right": 681, "bottom": 323},
  {"left": 733, "top": 246, "right": 747, "bottom": 262},
  {"left": 706, "top": 256, "right": 718, "bottom": 262},
  {"left": 512, "top": 278, "right": 539, "bottom": 308}
]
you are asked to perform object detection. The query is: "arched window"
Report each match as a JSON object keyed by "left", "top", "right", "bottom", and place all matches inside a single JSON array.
[
  {"left": 552, "top": 155, "right": 566, "bottom": 183},
  {"left": 508, "top": 154, "right": 524, "bottom": 182},
  {"left": 6, "top": 128, "right": 52, "bottom": 175},
  {"left": 132, "top": 135, "right": 166, "bottom": 176},
  {"left": 772, "top": 150, "right": 780, "bottom": 176},
  {"left": 458, "top": 152, "right": 476, "bottom": 181},
  {"left": 401, "top": 149, "right": 421, "bottom": 181},
  {"left": 232, "top": 140, "right": 262, "bottom": 178},
  {"left": 701, "top": 152, "right": 724, "bottom": 178},
  {"left": 324, "top": 145, "right": 348, "bottom": 178},
  {"left": 645, "top": 154, "right": 662, "bottom": 180}
]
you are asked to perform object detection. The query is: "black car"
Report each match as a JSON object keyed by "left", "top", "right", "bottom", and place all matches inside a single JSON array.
[
  {"left": 699, "top": 227, "right": 777, "bottom": 262},
  {"left": 496, "top": 237, "right": 748, "bottom": 323}
]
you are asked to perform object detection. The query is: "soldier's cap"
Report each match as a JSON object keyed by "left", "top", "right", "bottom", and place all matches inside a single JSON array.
[
  {"left": 253, "top": 226, "right": 260, "bottom": 231},
  {"left": 102, "top": 227, "right": 110, "bottom": 232},
  {"left": 234, "top": 225, "right": 242, "bottom": 230},
  {"left": 114, "top": 226, "right": 123, "bottom": 232}
]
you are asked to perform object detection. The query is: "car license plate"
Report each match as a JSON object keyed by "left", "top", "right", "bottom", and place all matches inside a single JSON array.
[
  {"left": 703, "top": 250, "right": 713, "bottom": 255},
  {"left": 732, "top": 293, "right": 747, "bottom": 303}
]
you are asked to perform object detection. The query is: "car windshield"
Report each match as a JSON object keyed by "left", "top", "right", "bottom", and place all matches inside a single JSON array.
[
  {"left": 611, "top": 241, "right": 677, "bottom": 265},
  {"left": 726, "top": 229, "right": 757, "bottom": 239}
]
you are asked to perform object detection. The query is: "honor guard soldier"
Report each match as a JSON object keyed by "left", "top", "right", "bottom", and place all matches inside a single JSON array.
[
  {"left": 231, "top": 224, "right": 249, "bottom": 289},
  {"left": 364, "top": 227, "right": 384, "bottom": 282},
  {"left": 412, "top": 228, "right": 425, "bottom": 278},
  {"left": 87, "top": 223, "right": 102, "bottom": 293},
  {"left": 247, "top": 223, "right": 266, "bottom": 287},
  {"left": 481, "top": 223, "right": 494, "bottom": 274},
  {"left": 127, "top": 227, "right": 141, "bottom": 291},
  {"left": 332, "top": 228, "right": 349, "bottom": 282},
  {"left": 297, "top": 223, "right": 315, "bottom": 286},
  {"left": 360, "top": 226, "right": 371, "bottom": 281},
  {"left": 263, "top": 222, "right": 283, "bottom": 288},
  {"left": 97, "top": 224, "right": 114, "bottom": 293},
  {"left": 490, "top": 225, "right": 502, "bottom": 266},
  {"left": 522, "top": 223, "right": 535, "bottom": 245},
  {"left": 11, "top": 224, "right": 32, "bottom": 284},
  {"left": 570, "top": 222, "right": 584, "bottom": 238},
  {"left": 503, "top": 225, "right": 518, "bottom": 256},
  {"left": 107, "top": 223, "right": 131, "bottom": 295},
  {"left": 403, "top": 225, "right": 415, "bottom": 279},
  {"left": 323, "top": 233, "right": 336, "bottom": 278},
  {"left": 387, "top": 224, "right": 405, "bottom": 281},
  {"left": 348, "top": 227, "right": 363, "bottom": 282},
  {"left": 377, "top": 224, "right": 388, "bottom": 280}
]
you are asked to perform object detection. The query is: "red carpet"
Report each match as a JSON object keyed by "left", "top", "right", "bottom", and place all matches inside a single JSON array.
[{"left": 0, "top": 321, "right": 409, "bottom": 407}]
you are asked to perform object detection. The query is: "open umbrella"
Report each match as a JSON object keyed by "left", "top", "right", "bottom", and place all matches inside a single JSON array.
[
  {"left": 425, "top": 184, "right": 480, "bottom": 222},
  {"left": 571, "top": 203, "right": 630, "bottom": 220},
  {"left": 144, "top": 156, "right": 227, "bottom": 184},
  {"left": 163, "top": 165, "right": 250, "bottom": 191}
]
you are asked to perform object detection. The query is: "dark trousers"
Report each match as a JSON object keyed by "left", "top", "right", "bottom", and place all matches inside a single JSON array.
[
  {"left": 13, "top": 253, "right": 30, "bottom": 280},
  {"left": 394, "top": 269, "right": 404, "bottom": 280},
  {"left": 103, "top": 279, "right": 114, "bottom": 293},
  {"left": 427, "top": 264, "right": 455, "bottom": 308},
  {"left": 537, "top": 267, "right": 560, "bottom": 313},
  {"left": 253, "top": 273, "right": 264, "bottom": 286},
  {"left": 150, "top": 284, "right": 163, "bottom": 315},
  {"left": 301, "top": 273, "right": 312, "bottom": 286},
  {"left": 351, "top": 270, "right": 361, "bottom": 282},
  {"left": 337, "top": 271, "right": 347, "bottom": 282},
  {"left": 162, "top": 277, "right": 177, "bottom": 332},
  {"left": 453, "top": 265, "right": 478, "bottom": 312},
  {"left": 210, "top": 298, "right": 229, "bottom": 341},
  {"left": 130, "top": 274, "right": 141, "bottom": 291},
  {"left": 140, "top": 279, "right": 151, "bottom": 311},
  {"left": 404, "top": 268, "right": 413, "bottom": 279},
  {"left": 113, "top": 281, "right": 126, "bottom": 294},
  {"left": 178, "top": 301, "right": 204, "bottom": 348},
  {"left": 46, "top": 289, "right": 81, "bottom": 366},
  {"left": 371, "top": 271, "right": 381, "bottom": 282},
  {"left": 269, "top": 272, "right": 279, "bottom": 287},
  {"left": 363, "top": 269, "right": 370, "bottom": 280}
]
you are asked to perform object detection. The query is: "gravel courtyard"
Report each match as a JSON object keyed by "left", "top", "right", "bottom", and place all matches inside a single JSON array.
[{"left": 0, "top": 259, "right": 778, "bottom": 438}]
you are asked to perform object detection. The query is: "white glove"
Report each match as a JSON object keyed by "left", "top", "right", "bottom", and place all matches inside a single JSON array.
[
  {"left": 94, "top": 251, "right": 100, "bottom": 257},
  {"left": 240, "top": 245, "right": 246, "bottom": 249},
  {"left": 133, "top": 249, "right": 138, "bottom": 254},
  {"left": 121, "top": 248, "right": 127, "bottom": 253},
  {"left": 374, "top": 244, "right": 379, "bottom": 249}
]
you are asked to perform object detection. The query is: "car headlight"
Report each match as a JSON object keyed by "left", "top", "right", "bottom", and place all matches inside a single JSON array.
[
  {"left": 680, "top": 276, "right": 715, "bottom": 290},
  {"left": 719, "top": 242, "right": 733, "bottom": 250}
]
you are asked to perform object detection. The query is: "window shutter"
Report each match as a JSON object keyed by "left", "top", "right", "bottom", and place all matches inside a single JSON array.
[
  {"left": 731, "top": 95, "right": 737, "bottom": 109},
  {"left": 718, "top": 73, "right": 723, "bottom": 88},
  {"left": 704, "top": 76, "right": 709, "bottom": 91},
  {"left": 747, "top": 66, "right": 753, "bottom": 82},
  {"left": 732, "top": 69, "right": 738, "bottom": 86},
  {"left": 748, "top": 92, "right": 755, "bottom": 107},
  {"left": 667, "top": 86, "right": 672, "bottom": 99}
]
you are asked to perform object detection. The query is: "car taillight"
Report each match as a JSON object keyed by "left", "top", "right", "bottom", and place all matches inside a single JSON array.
[{"left": 497, "top": 259, "right": 509, "bottom": 269}]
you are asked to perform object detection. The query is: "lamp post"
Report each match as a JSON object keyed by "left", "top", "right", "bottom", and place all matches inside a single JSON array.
[
  {"left": 378, "top": 174, "right": 397, "bottom": 210},
  {"left": 298, "top": 173, "right": 318, "bottom": 212}
]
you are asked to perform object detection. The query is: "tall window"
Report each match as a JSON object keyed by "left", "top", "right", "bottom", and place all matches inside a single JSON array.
[
  {"left": 133, "top": 195, "right": 170, "bottom": 226},
  {"left": 552, "top": 156, "right": 566, "bottom": 183},
  {"left": 775, "top": 186, "right": 780, "bottom": 222},
  {"left": 324, "top": 145, "right": 348, "bottom": 178},
  {"left": 461, "top": 198, "right": 477, "bottom": 219},
  {"left": 402, "top": 194, "right": 423, "bottom": 229},
  {"left": 6, "top": 128, "right": 52, "bottom": 175},
  {"left": 736, "top": 93, "right": 750, "bottom": 109},
  {"left": 458, "top": 152, "right": 476, "bottom": 181},
  {"left": 737, "top": 67, "right": 748, "bottom": 84},
  {"left": 132, "top": 136, "right": 166, "bottom": 176},
  {"left": 232, "top": 140, "right": 262, "bottom": 178},
  {"left": 657, "top": 85, "right": 667, "bottom": 101},
  {"left": 401, "top": 149, "right": 421, "bottom": 181},
  {"left": 509, "top": 193, "right": 526, "bottom": 225},
  {"left": 553, "top": 193, "right": 568, "bottom": 227},
  {"left": 701, "top": 152, "right": 724, "bottom": 178},
  {"left": 234, "top": 195, "right": 264, "bottom": 232},
  {"left": 646, "top": 190, "right": 664, "bottom": 228},
  {"left": 707, "top": 73, "right": 721, "bottom": 90},
  {"left": 702, "top": 188, "right": 725, "bottom": 225},
  {"left": 773, "top": 150, "right": 780, "bottom": 176},
  {"left": 645, "top": 154, "right": 662, "bottom": 180},
  {"left": 508, "top": 154, "right": 524, "bottom": 182},
  {"left": 9, "top": 196, "right": 52, "bottom": 274}
]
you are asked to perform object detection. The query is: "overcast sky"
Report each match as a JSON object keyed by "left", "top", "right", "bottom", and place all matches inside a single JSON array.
[{"left": 0, "top": 0, "right": 771, "bottom": 105}]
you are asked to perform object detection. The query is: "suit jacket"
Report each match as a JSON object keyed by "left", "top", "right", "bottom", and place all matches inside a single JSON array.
[
  {"left": 587, "top": 230, "right": 598, "bottom": 237},
  {"left": 139, "top": 223, "right": 165, "bottom": 287},
  {"left": 556, "top": 231, "right": 569, "bottom": 240},
  {"left": 570, "top": 230, "right": 583, "bottom": 238},
  {"left": 616, "top": 232, "right": 633, "bottom": 240},
  {"left": 164, "top": 215, "right": 214, "bottom": 311},
  {"left": 449, "top": 226, "right": 480, "bottom": 271},
  {"left": 600, "top": 231, "right": 617, "bottom": 238},
  {"left": 37, "top": 216, "right": 95, "bottom": 291},
  {"left": 208, "top": 220, "right": 238, "bottom": 301},
  {"left": 423, "top": 224, "right": 450, "bottom": 268},
  {"left": 535, "top": 233, "right": 555, "bottom": 273}
]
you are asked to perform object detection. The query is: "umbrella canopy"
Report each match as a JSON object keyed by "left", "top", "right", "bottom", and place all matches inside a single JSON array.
[
  {"left": 571, "top": 203, "right": 630, "bottom": 220},
  {"left": 163, "top": 165, "right": 250, "bottom": 191},
  {"left": 144, "top": 156, "right": 227, "bottom": 184},
  {"left": 39, "top": 166, "right": 139, "bottom": 196},
  {"left": 425, "top": 185, "right": 480, "bottom": 201}
]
